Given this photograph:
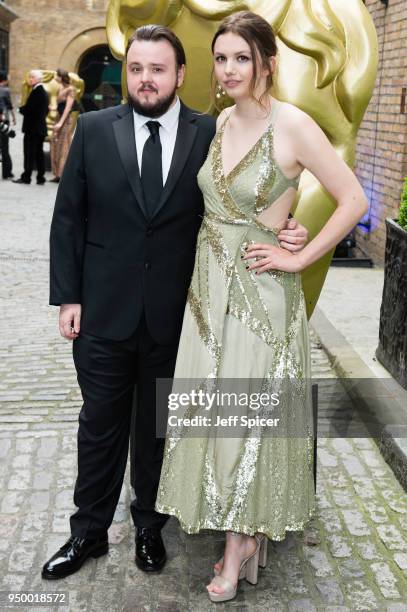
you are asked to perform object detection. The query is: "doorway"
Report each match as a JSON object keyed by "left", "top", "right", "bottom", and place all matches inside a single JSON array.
[{"left": 78, "top": 45, "right": 122, "bottom": 112}]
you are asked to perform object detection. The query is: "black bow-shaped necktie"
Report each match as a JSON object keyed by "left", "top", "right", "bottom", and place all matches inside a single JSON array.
[{"left": 141, "top": 121, "right": 163, "bottom": 218}]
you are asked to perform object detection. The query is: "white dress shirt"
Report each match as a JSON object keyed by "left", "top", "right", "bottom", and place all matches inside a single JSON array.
[{"left": 133, "top": 97, "right": 181, "bottom": 186}]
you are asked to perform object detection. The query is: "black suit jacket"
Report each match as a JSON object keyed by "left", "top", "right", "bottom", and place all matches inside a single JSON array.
[
  {"left": 49, "top": 102, "right": 216, "bottom": 344},
  {"left": 20, "top": 85, "right": 49, "bottom": 137}
]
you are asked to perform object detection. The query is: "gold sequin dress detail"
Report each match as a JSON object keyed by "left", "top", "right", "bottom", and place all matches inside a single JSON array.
[{"left": 155, "top": 100, "right": 316, "bottom": 540}]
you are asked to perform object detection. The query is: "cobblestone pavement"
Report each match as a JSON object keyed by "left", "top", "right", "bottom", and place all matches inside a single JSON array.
[{"left": 1, "top": 141, "right": 407, "bottom": 611}]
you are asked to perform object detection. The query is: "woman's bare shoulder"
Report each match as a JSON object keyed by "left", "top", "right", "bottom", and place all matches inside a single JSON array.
[{"left": 278, "top": 100, "right": 317, "bottom": 131}]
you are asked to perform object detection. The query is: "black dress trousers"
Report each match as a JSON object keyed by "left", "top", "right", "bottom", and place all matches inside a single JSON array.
[
  {"left": 69, "top": 313, "right": 176, "bottom": 538},
  {"left": 0, "top": 130, "right": 13, "bottom": 178},
  {"left": 22, "top": 133, "right": 45, "bottom": 182}
]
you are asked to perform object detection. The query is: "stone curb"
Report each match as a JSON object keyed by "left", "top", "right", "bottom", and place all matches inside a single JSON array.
[{"left": 310, "top": 306, "right": 407, "bottom": 492}]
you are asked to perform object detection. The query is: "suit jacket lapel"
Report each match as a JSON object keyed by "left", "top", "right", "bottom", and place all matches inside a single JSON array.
[
  {"left": 113, "top": 105, "right": 148, "bottom": 219},
  {"left": 151, "top": 103, "right": 198, "bottom": 221}
]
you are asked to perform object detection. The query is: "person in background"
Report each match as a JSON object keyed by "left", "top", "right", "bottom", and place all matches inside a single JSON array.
[
  {"left": 0, "top": 111, "right": 16, "bottom": 139},
  {"left": 0, "top": 70, "right": 16, "bottom": 180},
  {"left": 50, "top": 69, "right": 77, "bottom": 183},
  {"left": 13, "top": 69, "right": 49, "bottom": 185}
]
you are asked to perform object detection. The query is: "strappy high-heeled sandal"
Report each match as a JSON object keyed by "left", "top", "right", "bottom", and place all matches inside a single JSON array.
[
  {"left": 207, "top": 534, "right": 264, "bottom": 603},
  {"left": 213, "top": 533, "right": 268, "bottom": 575},
  {"left": 257, "top": 534, "right": 268, "bottom": 568}
]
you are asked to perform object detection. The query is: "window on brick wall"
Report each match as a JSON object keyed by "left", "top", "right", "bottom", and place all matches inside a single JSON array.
[{"left": 0, "top": 28, "right": 8, "bottom": 72}]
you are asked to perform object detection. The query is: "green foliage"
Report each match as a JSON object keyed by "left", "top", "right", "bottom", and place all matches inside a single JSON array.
[{"left": 399, "top": 177, "right": 407, "bottom": 229}]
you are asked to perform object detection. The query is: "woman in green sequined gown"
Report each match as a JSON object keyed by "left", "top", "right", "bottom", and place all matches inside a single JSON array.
[
  {"left": 156, "top": 95, "right": 315, "bottom": 529},
  {"left": 156, "top": 11, "right": 369, "bottom": 600}
]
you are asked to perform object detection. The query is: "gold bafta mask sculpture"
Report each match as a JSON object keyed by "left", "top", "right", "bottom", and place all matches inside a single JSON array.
[
  {"left": 21, "top": 71, "right": 84, "bottom": 140},
  {"left": 107, "top": 0, "right": 378, "bottom": 318}
]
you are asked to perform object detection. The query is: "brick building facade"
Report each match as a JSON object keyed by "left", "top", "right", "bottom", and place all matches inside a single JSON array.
[
  {"left": 355, "top": 0, "right": 407, "bottom": 263},
  {"left": 6, "top": 0, "right": 111, "bottom": 103}
]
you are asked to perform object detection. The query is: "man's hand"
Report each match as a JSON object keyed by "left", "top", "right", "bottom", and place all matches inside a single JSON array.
[
  {"left": 278, "top": 218, "right": 309, "bottom": 252},
  {"left": 59, "top": 304, "right": 81, "bottom": 340}
]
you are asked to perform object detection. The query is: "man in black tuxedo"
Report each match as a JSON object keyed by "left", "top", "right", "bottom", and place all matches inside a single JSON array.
[
  {"left": 13, "top": 69, "right": 48, "bottom": 185},
  {"left": 43, "top": 25, "right": 308, "bottom": 580}
]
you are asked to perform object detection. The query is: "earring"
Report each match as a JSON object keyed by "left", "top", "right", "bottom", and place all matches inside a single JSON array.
[{"left": 216, "top": 83, "right": 226, "bottom": 99}]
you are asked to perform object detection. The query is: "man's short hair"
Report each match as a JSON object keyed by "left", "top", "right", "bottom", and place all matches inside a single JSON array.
[
  {"left": 126, "top": 25, "right": 186, "bottom": 68},
  {"left": 0, "top": 70, "right": 7, "bottom": 82}
]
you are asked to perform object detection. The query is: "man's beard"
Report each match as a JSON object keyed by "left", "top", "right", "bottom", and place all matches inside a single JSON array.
[{"left": 127, "top": 86, "right": 177, "bottom": 118}]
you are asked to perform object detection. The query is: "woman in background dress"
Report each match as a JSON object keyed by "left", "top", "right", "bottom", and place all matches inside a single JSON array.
[{"left": 50, "top": 69, "right": 76, "bottom": 183}]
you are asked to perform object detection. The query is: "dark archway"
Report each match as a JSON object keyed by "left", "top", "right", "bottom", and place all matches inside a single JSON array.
[{"left": 78, "top": 45, "right": 122, "bottom": 113}]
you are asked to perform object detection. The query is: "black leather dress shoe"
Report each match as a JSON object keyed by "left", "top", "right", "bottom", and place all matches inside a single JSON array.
[
  {"left": 12, "top": 178, "right": 30, "bottom": 184},
  {"left": 135, "top": 527, "right": 166, "bottom": 572},
  {"left": 41, "top": 535, "right": 108, "bottom": 580},
  {"left": 37, "top": 178, "right": 46, "bottom": 185}
]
